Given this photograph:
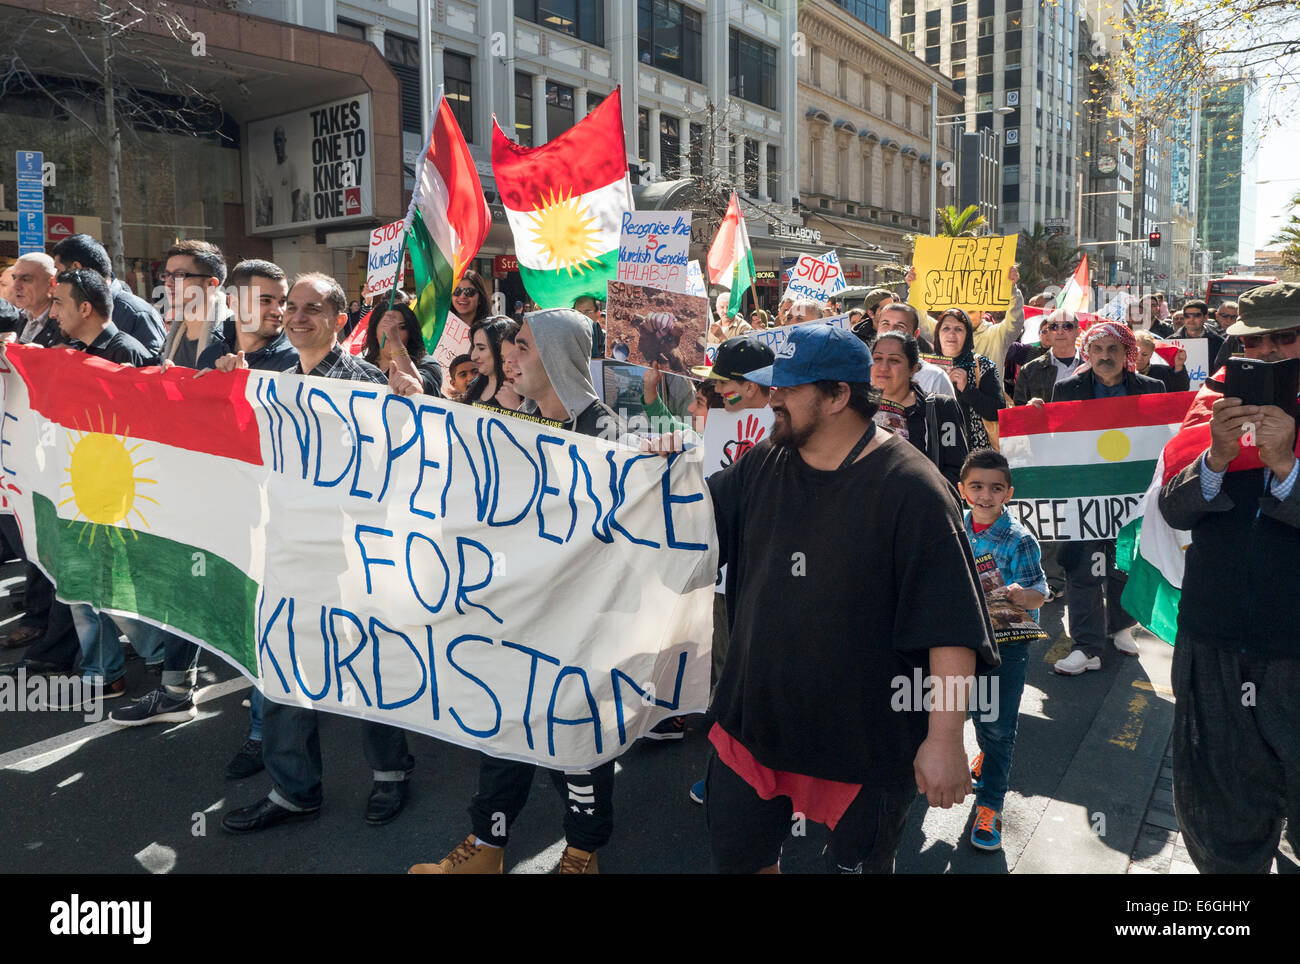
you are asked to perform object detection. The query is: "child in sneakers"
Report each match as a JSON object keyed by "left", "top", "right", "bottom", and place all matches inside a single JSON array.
[{"left": 957, "top": 449, "right": 1047, "bottom": 852}]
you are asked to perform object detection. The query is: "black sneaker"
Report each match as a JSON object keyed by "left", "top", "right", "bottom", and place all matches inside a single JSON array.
[
  {"left": 109, "top": 688, "right": 197, "bottom": 726},
  {"left": 643, "top": 715, "right": 687, "bottom": 741},
  {"left": 225, "top": 738, "right": 265, "bottom": 780}
]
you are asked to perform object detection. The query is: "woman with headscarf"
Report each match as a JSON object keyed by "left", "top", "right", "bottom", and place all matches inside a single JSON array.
[{"left": 934, "top": 307, "right": 1004, "bottom": 450}]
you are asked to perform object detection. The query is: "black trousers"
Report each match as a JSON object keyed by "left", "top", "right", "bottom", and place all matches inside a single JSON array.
[
  {"left": 705, "top": 752, "right": 917, "bottom": 874},
  {"left": 1061, "top": 539, "right": 1135, "bottom": 657},
  {"left": 19, "top": 560, "right": 51, "bottom": 630},
  {"left": 468, "top": 753, "right": 616, "bottom": 853},
  {"left": 1172, "top": 636, "right": 1300, "bottom": 874}
]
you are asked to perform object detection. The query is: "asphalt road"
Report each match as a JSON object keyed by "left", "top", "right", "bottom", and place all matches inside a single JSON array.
[{"left": 0, "top": 566, "right": 1173, "bottom": 875}]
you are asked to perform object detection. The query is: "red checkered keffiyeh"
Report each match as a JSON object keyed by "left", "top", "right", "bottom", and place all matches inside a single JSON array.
[{"left": 1080, "top": 321, "right": 1140, "bottom": 372}]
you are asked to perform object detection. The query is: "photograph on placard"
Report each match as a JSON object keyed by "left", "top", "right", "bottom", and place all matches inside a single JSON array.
[{"left": 604, "top": 280, "right": 709, "bottom": 374}]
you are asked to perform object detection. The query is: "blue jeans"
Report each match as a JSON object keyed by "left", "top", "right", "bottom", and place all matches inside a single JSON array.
[
  {"left": 70, "top": 605, "right": 166, "bottom": 685},
  {"left": 972, "top": 641, "right": 1030, "bottom": 813}
]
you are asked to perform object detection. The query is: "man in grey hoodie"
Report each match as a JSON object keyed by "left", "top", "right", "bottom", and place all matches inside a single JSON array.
[{"left": 410, "top": 308, "right": 626, "bottom": 875}]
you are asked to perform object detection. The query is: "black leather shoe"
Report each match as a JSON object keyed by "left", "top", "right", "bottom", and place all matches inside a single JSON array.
[
  {"left": 364, "top": 780, "right": 409, "bottom": 826},
  {"left": 224, "top": 739, "right": 265, "bottom": 780},
  {"left": 221, "top": 797, "right": 320, "bottom": 834},
  {"left": 3, "top": 625, "right": 43, "bottom": 649}
]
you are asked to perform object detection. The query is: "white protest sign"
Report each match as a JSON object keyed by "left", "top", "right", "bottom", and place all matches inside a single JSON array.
[
  {"left": 702, "top": 313, "right": 854, "bottom": 366},
  {"left": 1154, "top": 338, "right": 1210, "bottom": 389},
  {"left": 782, "top": 251, "right": 847, "bottom": 304},
  {"left": 685, "top": 260, "right": 707, "bottom": 298},
  {"left": 1, "top": 347, "right": 717, "bottom": 770},
  {"left": 363, "top": 219, "right": 406, "bottom": 299},
  {"left": 429, "top": 313, "right": 471, "bottom": 371},
  {"left": 616, "top": 210, "right": 691, "bottom": 292},
  {"left": 701, "top": 408, "right": 774, "bottom": 480}
]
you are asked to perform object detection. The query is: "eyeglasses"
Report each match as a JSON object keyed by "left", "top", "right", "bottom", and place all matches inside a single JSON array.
[
  {"left": 1217, "top": 311, "right": 1238, "bottom": 320},
  {"left": 159, "top": 270, "right": 213, "bottom": 283},
  {"left": 1183, "top": 310, "right": 1205, "bottom": 318},
  {"left": 1240, "top": 330, "right": 1300, "bottom": 349},
  {"left": 1044, "top": 322, "right": 1077, "bottom": 332},
  {"left": 452, "top": 287, "right": 478, "bottom": 297}
]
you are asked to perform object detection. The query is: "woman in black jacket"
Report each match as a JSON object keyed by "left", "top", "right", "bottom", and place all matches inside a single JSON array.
[
  {"left": 365, "top": 301, "right": 443, "bottom": 396},
  {"left": 870, "top": 331, "right": 969, "bottom": 489},
  {"left": 934, "top": 307, "right": 1005, "bottom": 450}
]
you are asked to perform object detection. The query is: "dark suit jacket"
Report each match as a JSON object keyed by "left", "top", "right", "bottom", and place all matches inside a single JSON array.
[
  {"left": 1144, "top": 364, "right": 1190, "bottom": 393},
  {"left": 1050, "top": 368, "right": 1166, "bottom": 402},
  {"left": 1012, "top": 351, "right": 1078, "bottom": 405}
]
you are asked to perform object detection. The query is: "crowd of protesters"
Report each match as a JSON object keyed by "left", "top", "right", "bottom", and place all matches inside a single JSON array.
[{"left": 0, "top": 229, "right": 1295, "bottom": 876}]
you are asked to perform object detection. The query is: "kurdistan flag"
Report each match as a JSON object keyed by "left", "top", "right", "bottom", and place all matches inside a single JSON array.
[
  {"left": 707, "top": 192, "right": 755, "bottom": 318},
  {"left": 998, "top": 391, "right": 1197, "bottom": 542},
  {"left": 406, "top": 87, "right": 492, "bottom": 352},
  {"left": 5, "top": 347, "right": 263, "bottom": 672},
  {"left": 492, "top": 88, "right": 632, "bottom": 308}
]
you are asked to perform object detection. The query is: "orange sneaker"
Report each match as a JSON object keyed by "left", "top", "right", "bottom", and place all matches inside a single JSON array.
[
  {"left": 408, "top": 835, "right": 504, "bottom": 874},
  {"left": 970, "top": 805, "right": 1002, "bottom": 851}
]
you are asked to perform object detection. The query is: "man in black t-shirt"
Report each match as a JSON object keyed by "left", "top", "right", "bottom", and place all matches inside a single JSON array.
[
  {"left": 51, "top": 268, "right": 155, "bottom": 367},
  {"left": 706, "top": 324, "right": 997, "bottom": 873}
]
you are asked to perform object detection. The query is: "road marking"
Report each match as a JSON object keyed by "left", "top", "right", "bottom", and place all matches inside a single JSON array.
[
  {"left": 0, "top": 676, "right": 251, "bottom": 772},
  {"left": 1132, "top": 679, "right": 1174, "bottom": 698},
  {"left": 1108, "top": 691, "right": 1149, "bottom": 750},
  {"left": 134, "top": 842, "right": 177, "bottom": 874},
  {"left": 508, "top": 836, "right": 567, "bottom": 874}
]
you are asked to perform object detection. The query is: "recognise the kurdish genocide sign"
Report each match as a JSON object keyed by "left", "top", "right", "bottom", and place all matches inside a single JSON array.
[
  {"left": 0, "top": 346, "right": 715, "bottom": 769},
  {"left": 247, "top": 94, "right": 374, "bottom": 232},
  {"left": 783, "top": 251, "right": 847, "bottom": 304},
  {"left": 998, "top": 391, "right": 1196, "bottom": 542},
  {"left": 616, "top": 211, "right": 691, "bottom": 293},
  {"left": 909, "top": 235, "right": 1018, "bottom": 319}
]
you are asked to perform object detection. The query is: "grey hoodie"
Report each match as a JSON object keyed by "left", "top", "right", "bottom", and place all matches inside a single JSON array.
[{"left": 523, "top": 308, "right": 601, "bottom": 424}]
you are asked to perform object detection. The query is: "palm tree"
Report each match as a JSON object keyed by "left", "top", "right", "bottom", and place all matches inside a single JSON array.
[
  {"left": 1268, "top": 190, "right": 1300, "bottom": 272},
  {"left": 935, "top": 204, "right": 988, "bottom": 237},
  {"left": 1016, "top": 224, "right": 1053, "bottom": 291}
]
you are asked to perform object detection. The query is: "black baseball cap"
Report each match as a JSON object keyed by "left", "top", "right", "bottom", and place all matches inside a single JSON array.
[{"left": 691, "top": 336, "right": 775, "bottom": 381}]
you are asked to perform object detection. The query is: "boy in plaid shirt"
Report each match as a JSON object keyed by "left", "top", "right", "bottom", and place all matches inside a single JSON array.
[{"left": 958, "top": 448, "right": 1047, "bottom": 852}]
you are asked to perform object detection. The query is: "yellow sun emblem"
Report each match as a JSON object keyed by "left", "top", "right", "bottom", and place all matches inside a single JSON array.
[
  {"left": 58, "top": 410, "right": 158, "bottom": 546},
  {"left": 527, "top": 188, "right": 602, "bottom": 276}
]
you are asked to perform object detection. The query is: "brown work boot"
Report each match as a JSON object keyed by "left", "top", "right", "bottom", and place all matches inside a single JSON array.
[
  {"left": 408, "top": 835, "right": 504, "bottom": 874},
  {"left": 558, "top": 845, "right": 598, "bottom": 874}
]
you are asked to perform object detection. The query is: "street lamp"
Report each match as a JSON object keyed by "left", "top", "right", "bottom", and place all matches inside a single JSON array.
[{"left": 929, "top": 81, "right": 1014, "bottom": 236}]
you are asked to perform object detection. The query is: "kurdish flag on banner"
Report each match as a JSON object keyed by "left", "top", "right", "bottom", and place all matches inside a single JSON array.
[
  {"left": 406, "top": 87, "right": 492, "bottom": 353},
  {"left": 707, "top": 192, "right": 755, "bottom": 318},
  {"left": 5, "top": 348, "right": 263, "bottom": 672},
  {"left": 1056, "top": 254, "right": 1090, "bottom": 314},
  {"left": 492, "top": 88, "right": 632, "bottom": 308},
  {"left": 998, "top": 391, "right": 1197, "bottom": 541}
]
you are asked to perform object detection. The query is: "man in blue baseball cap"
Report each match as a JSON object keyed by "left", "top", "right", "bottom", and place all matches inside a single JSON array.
[{"left": 704, "top": 322, "right": 998, "bottom": 873}]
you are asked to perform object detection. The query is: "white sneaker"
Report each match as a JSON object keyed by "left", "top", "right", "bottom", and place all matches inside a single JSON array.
[
  {"left": 1054, "top": 650, "right": 1101, "bottom": 675},
  {"left": 1112, "top": 628, "right": 1140, "bottom": 655}
]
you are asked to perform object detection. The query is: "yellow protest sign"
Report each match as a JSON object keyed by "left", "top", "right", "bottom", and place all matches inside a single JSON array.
[{"left": 908, "top": 235, "right": 1018, "bottom": 318}]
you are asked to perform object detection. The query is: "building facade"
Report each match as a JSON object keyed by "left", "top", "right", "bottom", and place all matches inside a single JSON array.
[
  {"left": 892, "top": 0, "right": 1083, "bottom": 238},
  {"left": 798, "top": 0, "right": 961, "bottom": 284},
  {"left": 1197, "top": 74, "right": 1260, "bottom": 273}
]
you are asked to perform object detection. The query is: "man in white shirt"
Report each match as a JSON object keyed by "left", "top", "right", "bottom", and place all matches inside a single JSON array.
[{"left": 874, "top": 302, "right": 955, "bottom": 398}]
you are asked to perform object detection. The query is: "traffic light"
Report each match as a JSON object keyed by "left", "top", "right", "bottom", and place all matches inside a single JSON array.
[{"left": 1148, "top": 230, "right": 1162, "bottom": 248}]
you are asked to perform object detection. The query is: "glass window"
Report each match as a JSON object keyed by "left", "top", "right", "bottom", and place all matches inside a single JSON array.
[
  {"left": 587, "top": 91, "right": 605, "bottom": 113},
  {"left": 515, "top": 72, "right": 534, "bottom": 148},
  {"left": 1006, "top": 11, "right": 1021, "bottom": 29},
  {"left": 637, "top": 0, "right": 702, "bottom": 81},
  {"left": 977, "top": 16, "right": 994, "bottom": 37},
  {"left": 902, "top": 0, "right": 915, "bottom": 13},
  {"left": 744, "top": 138, "right": 759, "bottom": 195},
  {"left": 444, "top": 52, "right": 474, "bottom": 142},
  {"left": 689, "top": 122, "right": 705, "bottom": 175},
  {"left": 546, "top": 80, "right": 574, "bottom": 138},
  {"left": 638, "top": 107, "right": 649, "bottom": 163},
  {"left": 660, "top": 114, "right": 680, "bottom": 177},
  {"left": 767, "top": 144, "right": 780, "bottom": 199},
  {"left": 384, "top": 34, "right": 422, "bottom": 135},
  {"left": 951, "top": 40, "right": 967, "bottom": 60},
  {"left": 952, "top": 22, "right": 967, "bottom": 41},
  {"left": 952, "top": 61, "right": 966, "bottom": 79},
  {"left": 977, "top": 54, "right": 993, "bottom": 74},
  {"left": 729, "top": 30, "right": 777, "bottom": 109},
  {"left": 977, "top": 93, "right": 993, "bottom": 111},
  {"left": 902, "top": 33, "right": 915, "bottom": 52},
  {"left": 926, "top": 27, "right": 940, "bottom": 47},
  {"left": 517, "top": 0, "right": 604, "bottom": 46},
  {"left": 337, "top": 19, "right": 366, "bottom": 41},
  {"left": 1005, "top": 47, "right": 1021, "bottom": 68},
  {"left": 832, "top": 0, "right": 890, "bottom": 34}
]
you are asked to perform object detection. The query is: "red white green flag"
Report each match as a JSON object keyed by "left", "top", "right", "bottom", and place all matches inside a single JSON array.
[
  {"left": 406, "top": 87, "right": 492, "bottom": 352},
  {"left": 492, "top": 88, "right": 632, "bottom": 308},
  {"left": 1056, "top": 254, "right": 1090, "bottom": 314},
  {"left": 707, "top": 192, "right": 755, "bottom": 318}
]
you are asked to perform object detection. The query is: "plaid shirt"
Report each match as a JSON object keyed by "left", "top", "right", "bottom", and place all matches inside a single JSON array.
[
  {"left": 963, "top": 509, "right": 1047, "bottom": 623},
  {"left": 296, "top": 344, "right": 387, "bottom": 385}
]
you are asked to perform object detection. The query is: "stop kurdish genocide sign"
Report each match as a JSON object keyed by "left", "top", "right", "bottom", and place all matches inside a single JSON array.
[
  {"left": 909, "top": 235, "right": 1018, "bottom": 319},
  {"left": 0, "top": 347, "right": 716, "bottom": 770}
]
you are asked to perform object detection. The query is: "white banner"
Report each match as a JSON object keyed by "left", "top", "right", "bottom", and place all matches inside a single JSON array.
[
  {"left": 1154, "top": 338, "right": 1210, "bottom": 389},
  {"left": 1, "top": 348, "right": 716, "bottom": 769}
]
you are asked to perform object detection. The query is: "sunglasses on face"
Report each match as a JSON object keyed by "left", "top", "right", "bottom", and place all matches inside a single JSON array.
[
  {"left": 452, "top": 287, "right": 477, "bottom": 297},
  {"left": 1044, "top": 322, "right": 1077, "bottom": 332},
  {"left": 1240, "top": 330, "right": 1300, "bottom": 349},
  {"left": 1183, "top": 310, "right": 1204, "bottom": 318}
]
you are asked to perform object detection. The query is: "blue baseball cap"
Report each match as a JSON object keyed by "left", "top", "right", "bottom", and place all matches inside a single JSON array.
[{"left": 744, "top": 324, "right": 872, "bottom": 388}]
